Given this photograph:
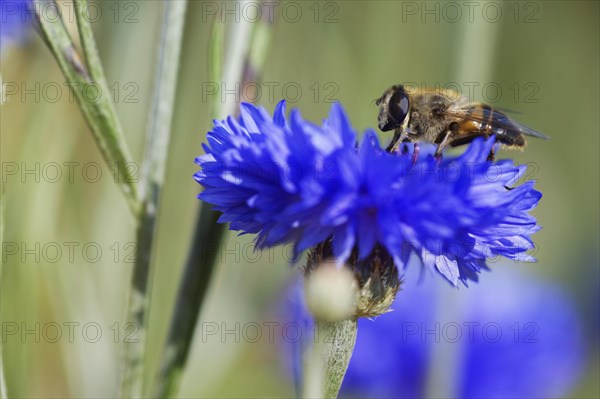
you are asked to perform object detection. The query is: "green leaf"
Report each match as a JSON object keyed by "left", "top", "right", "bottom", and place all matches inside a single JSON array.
[{"left": 35, "top": 0, "right": 140, "bottom": 216}]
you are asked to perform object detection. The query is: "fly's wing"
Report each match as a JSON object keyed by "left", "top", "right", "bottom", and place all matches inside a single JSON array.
[{"left": 441, "top": 103, "right": 550, "bottom": 140}]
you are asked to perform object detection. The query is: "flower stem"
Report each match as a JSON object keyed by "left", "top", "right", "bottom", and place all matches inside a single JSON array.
[
  {"left": 35, "top": 0, "right": 140, "bottom": 216},
  {"left": 150, "top": 207, "right": 225, "bottom": 398},
  {"left": 151, "top": 6, "right": 274, "bottom": 397},
  {"left": 0, "top": 189, "right": 7, "bottom": 399},
  {"left": 304, "top": 320, "right": 358, "bottom": 399},
  {"left": 119, "top": 1, "right": 188, "bottom": 397},
  {"left": 149, "top": 15, "right": 227, "bottom": 397}
]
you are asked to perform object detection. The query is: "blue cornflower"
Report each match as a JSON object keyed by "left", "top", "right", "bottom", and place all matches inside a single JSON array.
[
  {"left": 195, "top": 101, "right": 541, "bottom": 285},
  {"left": 0, "top": 0, "right": 33, "bottom": 52}
]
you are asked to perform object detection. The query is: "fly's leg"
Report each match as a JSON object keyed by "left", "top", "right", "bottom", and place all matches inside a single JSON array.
[
  {"left": 386, "top": 128, "right": 405, "bottom": 153},
  {"left": 434, "top": 122, "right": 460, "bottom": 160},
  {"left": 482, "top": 132, "right": 496, "bottom": 161},
  {"left": 487, "top": 146, "right": 495, "bottom": 161},
  {"left": 434, "top": 130, "right": 453, "bottom": 159},
  {"left": 411, "top": 143, "right": 420, "bottom": 165}
]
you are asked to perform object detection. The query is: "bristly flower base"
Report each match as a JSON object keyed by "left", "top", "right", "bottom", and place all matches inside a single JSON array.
[{"left": 305, "top": 241, "right": 401, "bottom": 319}]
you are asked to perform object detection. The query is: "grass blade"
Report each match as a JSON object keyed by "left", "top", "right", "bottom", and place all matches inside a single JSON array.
[
  {"left": 151, "top": 6, "right": 275, "bottom": 396},
  {"left": 0, "top": 188, "right": 7, "bottom": 398},
  {"left": 119, "top": 1, "right": 188, "bottom": 397},
  {"left": 35, "top": 0, "right": 140, "bottom": 215}
]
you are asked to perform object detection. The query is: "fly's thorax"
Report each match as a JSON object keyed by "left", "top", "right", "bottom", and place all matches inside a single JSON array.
[
  {"left": 409, "top": 91, "right": 462, "bottom": 142},
  {"left": 407, "top": 109, "right": 450, "bottom": 143}
]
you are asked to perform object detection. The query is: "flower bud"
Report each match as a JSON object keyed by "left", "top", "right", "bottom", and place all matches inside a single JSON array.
[
  {"left": 304, "top": 260, "right": 358, "bottom": 322},
  {"left": 305, "top": 241, "right": 401, "bottom": 319}
]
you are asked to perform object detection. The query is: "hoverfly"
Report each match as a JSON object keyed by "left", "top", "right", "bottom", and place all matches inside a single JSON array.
[{"left": 376, "top": 84, "right": 549, "bottom": 161}]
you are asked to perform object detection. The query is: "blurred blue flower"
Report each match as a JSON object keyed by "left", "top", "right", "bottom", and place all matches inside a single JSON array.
[
  {"left": 0, "top": 0, "right": 33, "bottom": 52},
  {"left": 195, "top": 101, "right": 542, "bottom": 285},
  {"left": 282, "top": 267, "right": 585, "bottom": 398},
  {"left": 339, "top": 267, "right": 585, "bottom": 398}
]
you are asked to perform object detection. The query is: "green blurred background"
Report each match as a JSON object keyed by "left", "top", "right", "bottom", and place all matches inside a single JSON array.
[{"left": 1, "top": 0, "right": 598, "bottom": 397}]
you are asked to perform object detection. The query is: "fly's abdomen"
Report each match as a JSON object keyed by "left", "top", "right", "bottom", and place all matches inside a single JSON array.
[{"left": 464, "top": 105, "right": 526, "bottom": 148}]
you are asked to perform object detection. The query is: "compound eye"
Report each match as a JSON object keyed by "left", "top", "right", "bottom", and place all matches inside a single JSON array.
[{"left": 388, "top": 91, "right": 409, "bottom": 125}]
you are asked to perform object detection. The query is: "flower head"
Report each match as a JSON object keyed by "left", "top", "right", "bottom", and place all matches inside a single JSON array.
[{"left": 195, "top": 101, "right": 541, "bottom": 285}]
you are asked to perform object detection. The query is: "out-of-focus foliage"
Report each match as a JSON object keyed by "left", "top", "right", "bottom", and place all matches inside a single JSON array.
[{"left": 340, "top": 267, "right": 585, "bottom": 399}]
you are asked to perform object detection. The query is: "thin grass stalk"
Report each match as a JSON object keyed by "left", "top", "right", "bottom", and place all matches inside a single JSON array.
[
  {"left": 119, "top": 1, "right": 188, "bottom": 397},
  {"left": 0, "top": 189, "right": 7, "bottom": 399},
  {"left": 151, "top": 4, "right": 275, "bottom": 396},
  {"left": 149, "top": 14, "right": 229, "bottom": 397}
]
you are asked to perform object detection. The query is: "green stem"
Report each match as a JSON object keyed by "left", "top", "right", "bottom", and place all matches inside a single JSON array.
[
  {"left": 119, "top": 1, "right": 188, "bottom": 398},
  {"left": 207, "top": 14, "right": 225, "bottom": 122},
  {"left": 35, "top": 0, "right": 140, "bottom": 215},
  {"left": 303, "top": 320, "right": 358, "bottom": 399},
  {"left": 151, "top": 208, "right": 225, "bottom": 398},
  {"left": 151, "top": 8, "right": 275, "bottom": 397},
  {"left": 323, "top": 320, "right": 358, "bottom": 398},
  {"left": 73, "top": 0, "right": 108, "bottom": 84},
  {"left": 149, "top": 16, "right": 226, "bottom": 398},
  {"left": 0, "top": 189, "right": 7, "bottom": 399}
]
